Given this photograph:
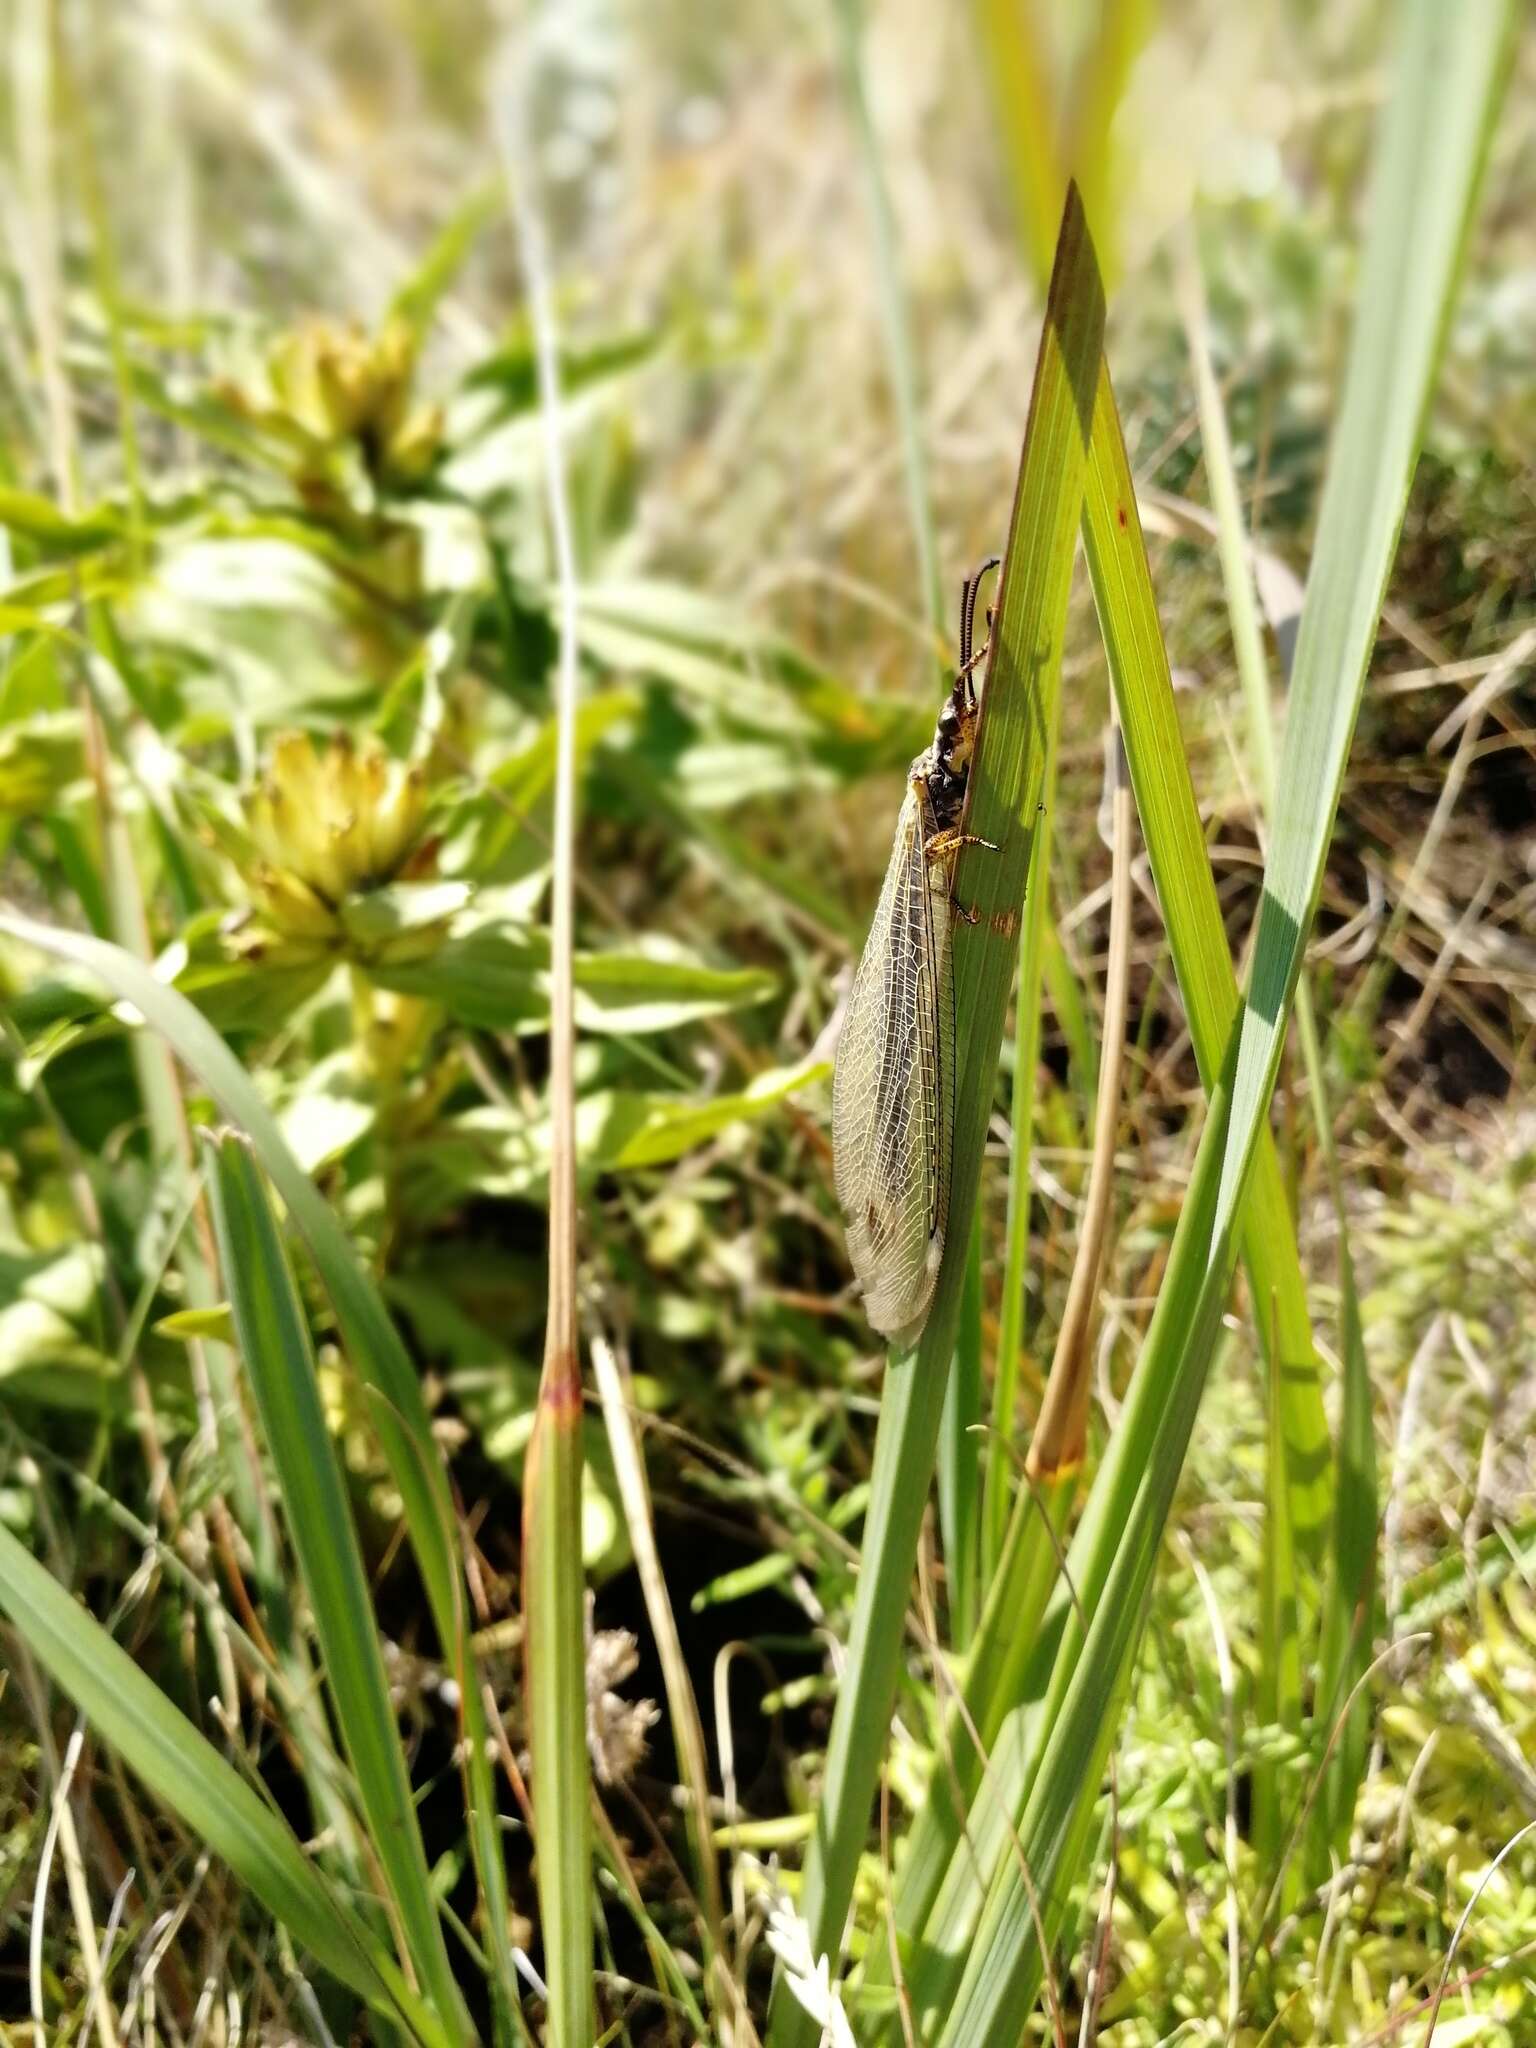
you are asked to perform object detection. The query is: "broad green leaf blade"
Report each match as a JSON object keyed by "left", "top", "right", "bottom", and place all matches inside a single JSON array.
[
  {"left": 0, "top": 1521, "right": 455, "bottom": 2048},
  {"left": 926, "top": 8, "right": 1514, "bottom": 2037},
  {"left": 0, "top": 910, "right": 522, "bottom": 2033},
  {"left": 206, "top": 1134, "right": 472, "bottom": 2038},
  {"left": 765, "top": 182, "right": 1104, "bottom": 2048},
  {"left": 0, "top": 484, "right": 125, "bottom": 557},
  {"left": 403, "top": 1057, "right": 828, "bottom": 1217},
  {"left": 374, "top": 924, "right": 777, "bottom": 1035}
]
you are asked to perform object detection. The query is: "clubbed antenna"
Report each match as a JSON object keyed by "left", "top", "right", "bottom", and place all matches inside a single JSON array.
[{"left": 959, "top": 554, "right": 1003, "bottom": 673}]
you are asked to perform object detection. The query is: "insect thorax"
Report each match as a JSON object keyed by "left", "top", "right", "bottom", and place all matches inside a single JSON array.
[{"left": 918, "top": 687, "right": 977, "bottom": 836}]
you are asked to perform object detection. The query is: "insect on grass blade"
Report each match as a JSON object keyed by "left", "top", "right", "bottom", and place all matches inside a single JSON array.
[{"left": 833, "top": 560, "right": 1000, "bottom": 1348}]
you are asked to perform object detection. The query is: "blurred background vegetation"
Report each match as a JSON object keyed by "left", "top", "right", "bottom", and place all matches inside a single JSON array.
[{"left": 0, "top": 1, "right": 1533, "bottom": 2042}]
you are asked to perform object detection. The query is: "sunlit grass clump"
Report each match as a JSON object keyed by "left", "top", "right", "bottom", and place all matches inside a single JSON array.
[{"left": 0, "top": 3, "right": 1529, "bottom": 2045}]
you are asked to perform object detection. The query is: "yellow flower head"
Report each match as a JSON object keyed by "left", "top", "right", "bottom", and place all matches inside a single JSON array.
[{"left": 240, "top": 729, "right": 428, "bottom": 940}]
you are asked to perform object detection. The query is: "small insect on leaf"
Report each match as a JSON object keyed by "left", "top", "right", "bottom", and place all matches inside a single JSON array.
[{"left": 832, "top": 558, "right": 1000, "bottom": 1349}]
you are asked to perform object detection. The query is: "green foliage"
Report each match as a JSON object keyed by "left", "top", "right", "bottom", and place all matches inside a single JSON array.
[{"left": 0, "top": 3, "right": 1531, "bottom": 2043}]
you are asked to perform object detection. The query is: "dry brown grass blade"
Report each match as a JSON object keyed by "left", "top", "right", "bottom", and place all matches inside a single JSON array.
[{"left": 1027, "top": 719, "right": 1135, "bottom": 1480}]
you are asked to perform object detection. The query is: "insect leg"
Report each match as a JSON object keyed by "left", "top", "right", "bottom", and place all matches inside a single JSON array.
[
  {"left": 925, "top": 827, "right": 1000, "bottom": 860},
  {"left": 926, "top": 827, "right": 999, "bottom": 924}
]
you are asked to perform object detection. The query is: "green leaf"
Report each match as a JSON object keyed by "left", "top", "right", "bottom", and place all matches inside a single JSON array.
[
  {"left": 574, "top": 580, "right": 882, "bottom": 754},
  {"left": 981, "top": 799, "right": 1057, "bottom": 1583},
  {"left": 171, "top": 954, "right": 334, "bottom": 1033},
  {"left": 0, "top": 1520, "right": 457, "bottom": 2045},
  {"left": 0, "top": 1243, "right": 119, "bottom": 1408},
  {"left": 440, "top": 690, "right": 637, "bottom": 882},
  {"left": 938, "top": 1220, "right": 984, "bottom": 1649},
  {"left": 386, "top": 184, "right": 500, "bottom": 343},
  {"left": 0, "top": 486, "right": 125, "bottom": 558},
  {"left": 459, "top": 328, "right": 661, "bottom": 418},
  {"left": 154, "top": 1303, "right": 237, "bottom": 1346},
  {"left": 1082, "top": 375, "right": 1331, "bottom": 1555},
  {"left": 338, "top": 879, "right": 473, "bottom": 950},
  {"left": 1178, "top": 228, "right": 1314, "bottom": 1873},
  {"left": 0, "top": 1299, "right": 120, "bottom": 1407},
  {"left": 568, "top": 942, "right": 777, "bottom": 1034},
  {"left": 0, "top": 714, "right": 85, "bottom": 818},
  {"left": 588, "top": 1058, "right": 825, "bottom": 1170},
  {"left": 374, "top": 921, "right": 778, "bottom": 1035},
  {"left": 1301, "top": 991, "right": 1379, "bottom": 1886},
  {"left": 0, "top": 909, "right": 523, "bottom": 2035},
  {"left": 276, "top": 1049, "right": 375, "bottom": 1175},
  {"left": 205, "top": 1134, "right": 472, "bottom": 2035},
  {"left": 404, "top": 1057, "right": 827, "bottom": 1213}
]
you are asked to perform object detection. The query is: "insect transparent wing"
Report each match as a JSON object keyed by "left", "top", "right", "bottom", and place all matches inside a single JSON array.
[{"left": 832, "top": 783, "right": 954, "bottom": 1346}]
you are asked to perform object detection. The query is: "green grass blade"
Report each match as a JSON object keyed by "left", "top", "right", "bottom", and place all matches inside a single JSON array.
[
  {"left": 0, "top": 910, "right": 521, "bottom": 2032},
  {"left": 971, "top": 0, "right": 1333, "bottom": 1583},
  {"left": 764, "top": 184, "right": 1104, "bottom": 2048},
  {"left": 938, "top": 1217, "right": 984, "bottom": 1648},
  {"left": 839, "top": 0, "right": 984, "bottom": 1651},
  {"left": 1300, "top": 987, "right": 1379, "bottom": 1885},
  {"left": 1180, "top": 232, "right": 1307, "bottom": 1872},
  {"left": 522, "top": 1366, "right": 591, "bottom": 2045},
  {"left": 0, "top": 1519, "right": 457, "bottom": 2048},
  {"left": 206, "top": 1132, "right": 472, "bottom": 2038},
  {"left": 968, "top": 0, "right": 1065, "bottom": 281},
  {"left": 890, "top": 331, "right": 1329, "bottom": 2013},
  {"left": 1179, "top": 235, "right": 1278, "bottom": 802},
  {"left": 981, "top": 736, "right": 1058, "bottom": 1581},
  {"left": 916, "top": 6, "right": 1515, "bottom": 2034},
  {"left": 386, "top": 182, "right": 498, "bottom": 344},
  {"left": 1213, "top": 0, "right": 1514, "bottom": 1248},
  {"left": 833, "top": 0, "right": 944, "bottom": 650},
  {"left": 1082, "top": 365, "right": 1331, "bottom": 1551},
  {"left": 863, "top": 1469, "right": 1073, "bottom": 2024}
]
